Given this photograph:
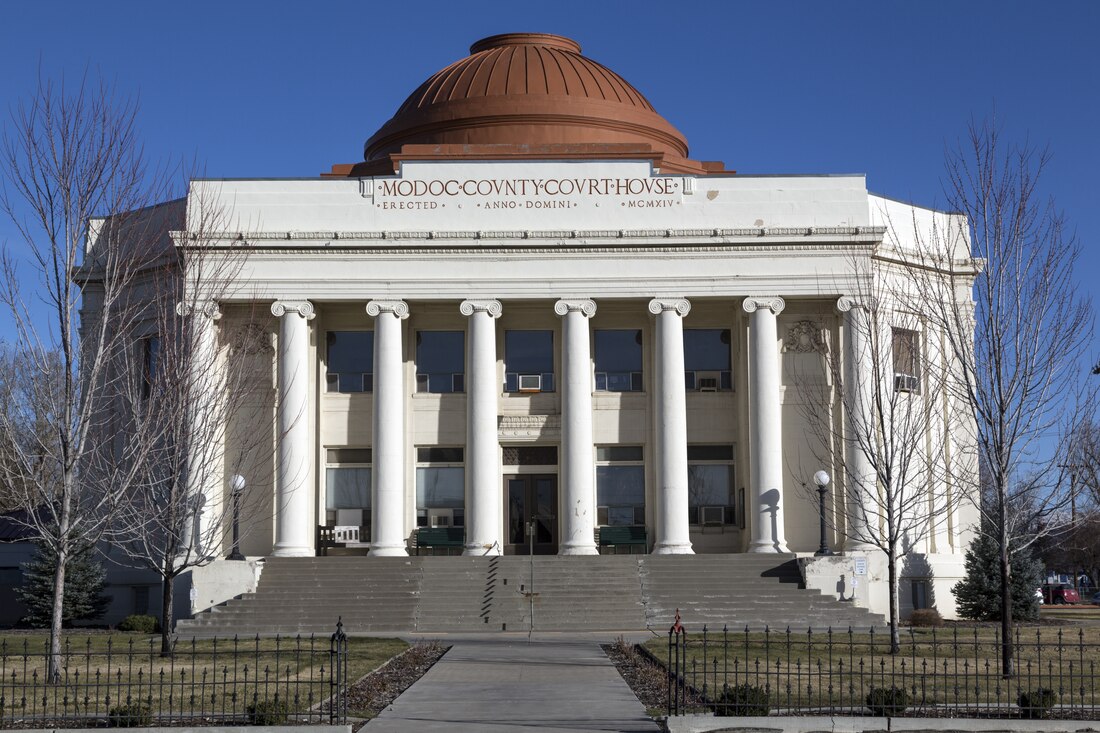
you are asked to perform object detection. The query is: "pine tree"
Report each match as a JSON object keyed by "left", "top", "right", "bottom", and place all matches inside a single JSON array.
[
  {"left": 953, "top": 532, "right": 1042, "bottom": 621},
  {"left": 16, "top": 543, "right": 110, "bottom": 628}
]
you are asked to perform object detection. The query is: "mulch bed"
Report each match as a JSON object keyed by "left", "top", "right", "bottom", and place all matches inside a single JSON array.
[
  {"left": 602, "top": 637, "right": 703, "bottom": 714},
  {"left": 345, "top": 641, "right": 448, "bottom": 728}
]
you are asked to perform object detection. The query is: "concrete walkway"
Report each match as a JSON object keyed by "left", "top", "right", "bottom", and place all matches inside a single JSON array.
[{"left": 365, "top": 637, "right": 660, "bottom": 732}]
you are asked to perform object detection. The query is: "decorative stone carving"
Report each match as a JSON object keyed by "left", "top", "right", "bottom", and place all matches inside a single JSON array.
[
  {"left": 742, "top": 296, "right": 786, "bottom": 315},
  {"left": 553, "top": 299, "right": 597, "bottom": 318},
  {"left": 366, "top": 300, "right": 410, "bottom": 319},
  {"left": 459, "top": 299, "right": 503, "bottom": 318},
  {"left": 229, "top": 323, "right": 274, "bottom": 356},
  {"left": 837, "top": 295, "right": 876, "bottom": 313},
  {"left": 784, "top": 320, "right": 826, "bottom": 353},
  {"left": 647, "top": 298, "right": 691, "bottom": 317},
  {"left": 271, "top": 300, "right": 315, "bottom": 319},
  {"left": 175, "top": 300, "right": 222, "bottom": 320},
  {"left": 497, "top": 414, "right": 561, "bottom": 439}
]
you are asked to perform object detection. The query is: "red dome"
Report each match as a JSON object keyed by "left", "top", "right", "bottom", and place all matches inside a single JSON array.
[{"left": 363, "top": 33, "right": 690, "bottom": 162}]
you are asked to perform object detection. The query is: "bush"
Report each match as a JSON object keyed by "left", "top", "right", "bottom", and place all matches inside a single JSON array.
[
  {"left": 866, "top": 686, "right": 909, "bottom": 716},
  {"left": 908, "top": 608, "right": 944, "bottom": 627},
  {"left": 107, "top": 702, "right": 152, "bottom": 727},
  {"left": 1018, "top": 688, "right": 1057, "bottom": 719},
  {"left": 247, "top": 699, "right": 290, "bottom": 725},
  {"left": 952, "top": 532, "right": 1042, "bottom": 621},
  {"left": 117, "top": 614, "right": 159, "bottom": 633},
  {"left": 17, "top": 542, "right": 110, "bottom": 628},
  {"left": 714, "top": 683, "right": 769, "bottom": 716}
]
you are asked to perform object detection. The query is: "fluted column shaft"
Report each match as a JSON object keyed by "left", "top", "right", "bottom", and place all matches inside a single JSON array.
[
  {"left": 744, "top": 296, "right": 789, "bottom": 553},
  {"left": 271, "top": 300, "right": 315, "bottom": 557},
  {"left": 367, "top": 300, "right": 410, "bottom": 557},
  {"left": 649, "top": 298, "right": 693, "bottom": 555},
  {"left": 461, "top": 300, "right": 503, "bottom": 556},
  {"left": 555, "top": 299, "right": 598, "bottom": 555}
]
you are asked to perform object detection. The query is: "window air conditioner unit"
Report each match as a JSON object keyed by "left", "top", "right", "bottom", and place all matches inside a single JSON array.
[
  {"left": 518, "top": 374, "right": 542, "bottom": 392},
  {"left": 696, "top": 371, "right": 721, "bottom": 392},
  {"left": 894, "top": 374, "right": 919, "bottom": 392},
  {"left": 701, "top": 506, "right": 725, "bottom": 525},
  {"left": 429, "top": 510, "right": 453, "bottom": 528}
]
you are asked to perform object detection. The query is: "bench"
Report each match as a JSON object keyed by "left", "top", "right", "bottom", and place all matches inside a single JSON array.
[
  {"left": 413, "top": 526, "right": 465, "bottom": 555},
  {"left": 598, "top": 525, "right": 648, "bottom": 554}
]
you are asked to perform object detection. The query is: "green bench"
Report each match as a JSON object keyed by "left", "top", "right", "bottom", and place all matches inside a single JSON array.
[
  {"left": 413, "top": 526, "right": 465, "bottom": 555},
  {"left": 598, "top": 525, "right": 648, "bottom": 554}
]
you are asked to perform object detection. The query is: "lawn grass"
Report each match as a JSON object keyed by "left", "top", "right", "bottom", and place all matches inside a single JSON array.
[{"left": 0, "top": 631, "right": 407, "bottom": 724}]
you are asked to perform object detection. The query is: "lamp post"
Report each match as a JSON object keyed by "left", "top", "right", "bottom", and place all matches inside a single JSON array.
[
  {"left": 227, "top": 474, "right": 246, "bottom": 561},
  {"left": 814, "top": 470, "right": 833, "bottom": 557}
]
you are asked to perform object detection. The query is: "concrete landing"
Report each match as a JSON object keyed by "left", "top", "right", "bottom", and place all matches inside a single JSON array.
[{"left": 365, "top": 638, "right": 659, "bottom": 732}]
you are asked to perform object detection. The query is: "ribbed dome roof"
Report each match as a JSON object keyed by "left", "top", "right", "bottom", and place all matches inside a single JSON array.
[{"left": 363, "top": 33, "right": 689, "bottom": 162}]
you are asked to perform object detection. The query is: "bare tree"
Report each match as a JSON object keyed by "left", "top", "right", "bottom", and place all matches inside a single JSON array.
[
  {"left": 0, "top": 75, "right": 178, "bottom": 680},
  {"left": 909, "top": 119, "right": 1094, "bottom": 677}
]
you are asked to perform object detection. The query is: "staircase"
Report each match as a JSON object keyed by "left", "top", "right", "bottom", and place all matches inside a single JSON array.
[{"left": 175, "top": 554, "right": 884, "bottom": 637}]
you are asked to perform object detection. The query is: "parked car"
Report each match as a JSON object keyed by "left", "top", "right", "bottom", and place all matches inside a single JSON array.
[
  {"left": 1090, "top": 591, "right": 1100, "bottom": 606},
  {"left": 1042, "top": 584, "right": 1080, "bottom": 605}
]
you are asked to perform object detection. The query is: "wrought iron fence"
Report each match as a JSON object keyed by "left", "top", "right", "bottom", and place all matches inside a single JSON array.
[
  {"left": 666, "top": 616, "right": 1100, "bottom": 719},
  {"left": 0, "top": 621, "right": 348, "bottom": 727}
]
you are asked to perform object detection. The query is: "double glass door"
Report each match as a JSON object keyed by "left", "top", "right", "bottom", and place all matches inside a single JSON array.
[{"left": 505, "top": 474, "right": 557, "bottom": 554}]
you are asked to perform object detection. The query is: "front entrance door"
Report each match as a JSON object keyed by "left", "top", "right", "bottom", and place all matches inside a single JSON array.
[{"left": 505, "top": 474, "right": 557, "bottom": 555}]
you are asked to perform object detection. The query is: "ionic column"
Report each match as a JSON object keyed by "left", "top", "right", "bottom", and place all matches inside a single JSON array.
[
  {"left": 366, "top": 300, "right": 410, "bottom": 557},
  {"left": 460, "top": 299, "right": 503, "bottom": 556},
  {"left": 555, "top": 299, "right": 598, "bottom": 556},
  {"left": 837, "top": 296, "right": 876, "bottom": 551},
  {"left": 271, "top": 300, "right": 315, "bottom": 557},
  {"left": 175, "top": 300, "right": 223, "bottom": 558},
  {"left": 648, "top": 298, "right": 693, "bottom": 555},
  {"left": 743, "top": 296, "right": 789, "bottom": 553}
]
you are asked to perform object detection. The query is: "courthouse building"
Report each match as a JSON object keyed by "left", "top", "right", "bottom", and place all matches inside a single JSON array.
[{"left": 100, "top": 33, "right": 980, "bottom": 619}]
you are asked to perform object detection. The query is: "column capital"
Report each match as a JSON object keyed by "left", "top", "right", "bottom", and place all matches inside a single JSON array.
[
  {"left": 837, "top": 295, "right": 876, "bottom": 313},
  {"left": 554, "top": 299, "right": 597, "bottom": 318},
  {"left": 648, "top": 298, "right": 691, "bottom": 317},
  {"left": 175, "top": 300, "right": 222, "bottom": 320},
  {"left": 742, "top": 296, "right": 786, "bottom": 315},
  {"left": 366, "top": 300, "right": 410, "bottom": 319},
  {"left": 271, "top": 300, "right": 315, "bottom": 320},
  {"left": 460, "top": 299, "right": 503, "bottom": 318}
]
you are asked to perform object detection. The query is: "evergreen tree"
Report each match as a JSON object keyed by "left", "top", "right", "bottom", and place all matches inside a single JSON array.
[
  {"left": 953, "top": 532, "right": 1042, "bottom": 621},
  {"left": 16, "top": 543, "right": 110, "bottom": 628}
]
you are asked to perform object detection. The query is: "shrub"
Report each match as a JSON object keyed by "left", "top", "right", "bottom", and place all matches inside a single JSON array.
[
  {"left": 908, "top": 608, "right": 943, "bottom": 627},
  {"left": 714, "top": 683, "right": 769, "bottom": 716},
  {"left": 1018, "top": 688, "right": 1057, "bottom": 719},
  {"left": 117, "top": 614, "right": 159, "bottom": 633},
  {"left": 107, "top": 702, "right": 152, "bottom": 727},
  {"left": 247, "top": 699, "right": 290, "bottom": 725},
  {"left": 952, "top": 532, "right": 1042, "bottom": 621},
  {"left": 866, "top": 686, "right": 909, "bottom": 716}
]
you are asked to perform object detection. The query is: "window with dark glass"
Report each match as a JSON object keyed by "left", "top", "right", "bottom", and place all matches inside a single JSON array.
[
  {"left": 416, "top": 447, "right": 464, "bottom": 527},
  {"left": 326, "top": 331, "right": 373, "bottom": 393},
  {"left": 687, "top": 445, "right": 735, "bottom": 525},
  {"left": 416, "top": 331, "right": 464, "bottom": 394},
  {"left": 594, "top": 329, "right": 642, "bottom": 392},
  {"left": 596, "top": 446, "right": 645, "bottom": 526},
  {"left": 504, "top": 330, "right": 554, "bottom": 393},
  {"left": 892, "top": 328, "right": 920, "bottom": 393},
  {"left": 684, "top": 329, "right": 732, "bottom": 391},
  {"left": 325, "top": 448, "right": 371, "bottom": 535},
  {"left": 140, "top": 335, "right": 160, "bottom": 400}
]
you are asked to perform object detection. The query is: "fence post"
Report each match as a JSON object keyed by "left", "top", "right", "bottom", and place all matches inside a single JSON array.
[
  {"left": 329, "top": 617, "right": 347, "bottom": 724},
  {"left": 667, "top": 609, "right": 685, "bottom": 717}
]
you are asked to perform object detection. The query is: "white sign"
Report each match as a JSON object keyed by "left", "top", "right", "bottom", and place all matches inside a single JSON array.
[{"left": 854, "top": 558, "right": 868, "bottom": 576}]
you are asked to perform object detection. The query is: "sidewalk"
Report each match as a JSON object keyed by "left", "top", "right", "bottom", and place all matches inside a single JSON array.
[{"left": 365, "top": 636, "right": 660, "bottom": 732}]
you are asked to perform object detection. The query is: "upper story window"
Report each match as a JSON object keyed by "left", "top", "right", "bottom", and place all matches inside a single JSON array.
[
  {"left": 687, "top": 445, "right": 735, "bottom": 526},
  {"left": 140, "top": 335, "right": 160, "bottom": 400},
  {"left": 504, "top": 330, "right": 555, "bottom": 393},
  {"left": 594, "top": 329, "right": 642, "bottom": 392},
  {"left": 892, "top": 328, "right": 920, "bottom": 393},
  {"left": 684, "top": 329, "right": 732, "bottom": 391},
  {"left": 326, "top": 331, "right": 373, "bottom": 393},
  {"left": 416, "top": 331, "right": 465, "bottom": 394}
]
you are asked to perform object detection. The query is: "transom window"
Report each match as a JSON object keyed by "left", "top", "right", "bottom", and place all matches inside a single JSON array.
[
  {"left": 416, "top": 331, "right": 464, "bottom": 394},
  {"left": 687, "top": 445, "right": 735, "bottom": 526},
  {"left": 504, "top": 330, "right": 555, "bottom": 393},
  {"left": 684, "top": 329, "right": 732, "bottom": 391},
  {"left": 326, "top": 331, "right": 373, "bottom": 393},
  {"left": 596, "top": 446, "right": 645, "bottom": 526},
  {"left": 325, "top": 448, "right": 371, "bottom": 533},
  {"left": 594, "top": 329, "right": 643, "bottom": 392},
  {"left": 416, "top": 447, "right": 464, "bottom": 528}
]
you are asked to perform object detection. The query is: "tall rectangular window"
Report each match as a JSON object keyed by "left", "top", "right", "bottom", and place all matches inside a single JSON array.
[
  {"left": 416, "top": 447, "right": 464, "bottom": 527},
  {"left": 504, "top": 330, "right": 554, "bottom": 393},
  {"left": 326, "top": 331, "right": 373, "bottom": 393},
  {"left": 416, "top": 331, "right": 464, "bottom": 393},
  {"left": 594, "top": 329, "right": 642, "bottom": 392},
  {"left": 325, "top": 448, "right": 372, "bottom": 533},
  {"left": 892, "top": 328, "right": 920, "bottom": 393},
  {"left": 596, "top": 446, "right": 645, "bottom": 526},
  {"left": 684, "top": 329, "right": 732, "bottom": 391},
  {"left": 141, "top": 335, "right": 160, "bottom": 400},
  {"left": 687, "top": 445, "right": 735, "bottom": 525}
]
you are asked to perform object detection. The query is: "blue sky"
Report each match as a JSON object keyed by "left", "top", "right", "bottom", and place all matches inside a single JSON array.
[{"left": 1, "top": 1, "right": 1098, "bottom": 361}]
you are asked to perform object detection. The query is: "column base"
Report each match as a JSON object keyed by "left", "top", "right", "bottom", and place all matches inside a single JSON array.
[
  {"left": 652, "top": 541, "right": 694, "bottom": 555},
  {"left": 558, "top": 542, "right": 599, "bottom": 556},
  {"left": 748, "top": 540, "right": 790, "bottom": 553},
  {"left": 368, "top": 544, "right": 409, "bottom": 557},
  {"left": 463, "top": 541, "right": 502, "bottom": 557},
  {"left": 271, "top": 544, "right": 314, "bottom": 558}
]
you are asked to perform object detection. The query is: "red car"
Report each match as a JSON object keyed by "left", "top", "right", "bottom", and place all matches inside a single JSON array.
[{"left": 1042, "top": 584, "right": 1080, "bottom": 605}]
